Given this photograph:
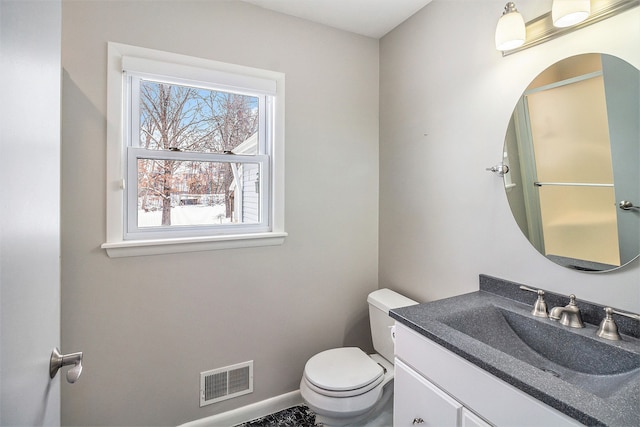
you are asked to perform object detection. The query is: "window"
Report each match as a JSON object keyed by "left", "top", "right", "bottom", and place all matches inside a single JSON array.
[
  {"left": 126, "top": 76, "right": 270, "bottom": 239},
  {"left": 103, "top": 43, "right": 286, "bottom": 257}
]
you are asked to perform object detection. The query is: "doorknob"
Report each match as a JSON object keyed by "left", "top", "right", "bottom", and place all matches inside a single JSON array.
[
  {"left": 50, "top": 347, "right": 83, "bottom": 383},
  {"left": 619, "top": 200, "right": 639, "bottom": 210}
]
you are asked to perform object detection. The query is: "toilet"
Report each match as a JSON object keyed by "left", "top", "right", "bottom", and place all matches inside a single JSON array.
[{"left": 300, "top": 289, "right": 418, "bottom": 426}]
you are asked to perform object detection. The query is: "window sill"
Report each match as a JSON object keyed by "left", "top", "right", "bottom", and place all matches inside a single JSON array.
[{"left": 101, "top": 232, "right": 288, "bottom": 258}]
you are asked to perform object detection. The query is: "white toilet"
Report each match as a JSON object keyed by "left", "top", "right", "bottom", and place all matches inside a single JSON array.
[{"left": 300, "top": 289, "right": 418, "bottom": 426}]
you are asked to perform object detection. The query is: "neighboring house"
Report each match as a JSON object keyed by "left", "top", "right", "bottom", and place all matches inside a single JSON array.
[{"left": 230, "top": 133, "right": 260, "bottom": 224}]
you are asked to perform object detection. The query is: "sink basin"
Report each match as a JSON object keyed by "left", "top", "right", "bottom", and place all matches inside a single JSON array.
[
  {"left": 390, "top": 281, "right": 640, "bottom": 426},
  {"left": 440, "top": 304, "right": 640, "bottom": 398}
]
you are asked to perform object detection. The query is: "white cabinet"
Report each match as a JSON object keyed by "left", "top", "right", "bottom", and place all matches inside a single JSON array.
[
  {"left": 394, "top": 323, "right": 581, "bottom": 427},
  {"left": 394, "top": 359, "right": 465, "bottom": 426}
]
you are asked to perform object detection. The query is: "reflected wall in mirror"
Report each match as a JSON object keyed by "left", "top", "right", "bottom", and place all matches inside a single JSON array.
[{"left": 504, "top": 53, "right": 640, "bottom": 272}]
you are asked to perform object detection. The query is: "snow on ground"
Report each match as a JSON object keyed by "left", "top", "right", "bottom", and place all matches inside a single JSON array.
[{"left": 138, "top": 205, "right": 230, "bottom": 227}]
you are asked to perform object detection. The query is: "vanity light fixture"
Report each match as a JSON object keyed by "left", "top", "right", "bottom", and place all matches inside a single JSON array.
[
  {"left": 552, "top": 0, "right": 591, "bottom": 27},
  {"left": 495, "top": 2, "right": 526, "bottom": 51},
  {"left": 498, "top": 0, "right": 639, "bottom": 56}
]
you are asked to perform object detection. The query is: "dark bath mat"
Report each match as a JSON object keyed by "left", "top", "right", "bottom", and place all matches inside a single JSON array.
[{"left": 236, "top": 405, "right": 318, "bottom": 427}]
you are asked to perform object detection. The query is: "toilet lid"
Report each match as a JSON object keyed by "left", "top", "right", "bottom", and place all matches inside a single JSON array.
[{"left": 304, "top": 347, "right": 384, "bottom": 392}]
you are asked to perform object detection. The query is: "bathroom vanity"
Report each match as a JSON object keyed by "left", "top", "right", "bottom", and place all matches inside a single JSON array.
[
  {"left": 393, "top": 324, "right": 580, "bottom": 426},
  {"left": 390, "top": 275, "right": 640, "bottom": 427}
]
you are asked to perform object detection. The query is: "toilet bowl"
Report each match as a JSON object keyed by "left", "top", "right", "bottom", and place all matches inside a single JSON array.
[{"left": 300, "top": 289, "right": 418, "bottom": 426}]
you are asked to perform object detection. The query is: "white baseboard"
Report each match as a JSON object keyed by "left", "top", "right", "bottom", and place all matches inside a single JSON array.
[{"left": 178, "top": 390, "right": 303, "bottom": 427}]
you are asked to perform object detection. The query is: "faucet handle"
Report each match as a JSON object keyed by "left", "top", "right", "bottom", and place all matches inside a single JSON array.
[
  {"left": 519, "top": 286, "right": 548, "bottom": 318},
  {"left": 597, "top": 307, "right": 640, "bottom": 341},
  {"left": 609, "top": 308, "right": 640, "bottom": 321},
  {"left": 597, "top": 308, "right": 621, "bottom": 341}
]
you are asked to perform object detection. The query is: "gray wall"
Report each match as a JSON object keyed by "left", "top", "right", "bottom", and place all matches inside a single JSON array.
[
  {"left": 379, "top": 1, "right": 639, "bottom": 309},
  {"left": 61, "top": 1, "right": 378, "bottom": 425}
]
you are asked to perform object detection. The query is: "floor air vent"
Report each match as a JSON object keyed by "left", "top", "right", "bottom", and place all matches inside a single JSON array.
[{"left": 200, "top": 361, "right": 253, "bottom": 407}]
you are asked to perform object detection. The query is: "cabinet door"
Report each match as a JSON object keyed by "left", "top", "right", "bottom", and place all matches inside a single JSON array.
[
  {"left": 394, "top": 359, "right": 462, "bottom": 427},
  {"left": 461, "top": 408, "right": 493, "bottom": 427}
]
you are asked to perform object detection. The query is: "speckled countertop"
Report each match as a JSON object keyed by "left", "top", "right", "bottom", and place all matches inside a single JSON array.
[{"left": 389, "top": 275, "right": 640, "bottom": 427}]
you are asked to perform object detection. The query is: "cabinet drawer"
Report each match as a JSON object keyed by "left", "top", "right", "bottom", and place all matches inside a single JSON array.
[{"left": 394, "top": 359, "right": 462, "bottom": 427}]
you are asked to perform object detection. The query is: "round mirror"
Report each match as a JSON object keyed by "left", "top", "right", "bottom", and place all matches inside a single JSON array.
[{"left": 503, "top": 53, "right": 639, "bottom": 272}]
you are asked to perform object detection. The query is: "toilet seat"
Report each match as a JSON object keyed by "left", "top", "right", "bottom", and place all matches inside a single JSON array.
[{"left": 303, "top": 347, "right": 384, "bottom": 397}]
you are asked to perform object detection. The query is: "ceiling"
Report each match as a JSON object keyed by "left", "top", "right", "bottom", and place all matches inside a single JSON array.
[{"left": 240, "top": 0, "right": 434, "bottom": 39}]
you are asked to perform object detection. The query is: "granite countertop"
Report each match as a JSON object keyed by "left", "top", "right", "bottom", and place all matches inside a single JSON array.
[{"left": 389, "top": 275, "right": 640, "bottom": 427}]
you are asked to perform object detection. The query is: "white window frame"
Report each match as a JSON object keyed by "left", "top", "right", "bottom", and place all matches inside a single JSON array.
[{"left": 102, "top": 43, "right": 286, "bottom": 257}]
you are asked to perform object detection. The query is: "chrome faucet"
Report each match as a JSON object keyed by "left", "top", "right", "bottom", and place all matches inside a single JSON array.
[{"left": 549, "top": 294, "right": 584, "bottom": 328}]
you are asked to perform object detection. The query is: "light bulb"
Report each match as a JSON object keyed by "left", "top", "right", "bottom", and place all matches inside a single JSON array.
[{"left": 552, "top": 0, "right": 590, "bottom": 28}]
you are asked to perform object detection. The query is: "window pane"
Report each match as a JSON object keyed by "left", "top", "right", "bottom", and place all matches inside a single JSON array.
[
  {"left": 138, "top": 79, "right": 259, "bottom": 154},
  {"left": 137, "top": 159, "right": 261, "bottom": 228}
]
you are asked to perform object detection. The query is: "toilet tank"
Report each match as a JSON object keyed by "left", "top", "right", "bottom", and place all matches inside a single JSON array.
[{"left": 367, "top": 289, "right": 418, "bottom": 363}]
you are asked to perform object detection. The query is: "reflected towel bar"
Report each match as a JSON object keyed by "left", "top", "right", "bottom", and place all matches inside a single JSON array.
[{"left": 534, "top": 182, "right": 614, "bottom": 187}]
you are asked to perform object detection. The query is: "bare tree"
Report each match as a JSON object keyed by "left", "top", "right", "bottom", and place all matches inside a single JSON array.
[
  {"left": 202, "top": 92, "right": 259, "bottom": 216},
  {"left": 138, "top": 80, "right": 259, "bottom": 226},
  {"left": 139, "top": 81, "right": 210, "bottom": 225}
]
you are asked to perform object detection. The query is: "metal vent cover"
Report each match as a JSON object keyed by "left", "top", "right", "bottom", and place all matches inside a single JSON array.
[{"left": 200, "top": 361, "right": 253, "bottom": 406}]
